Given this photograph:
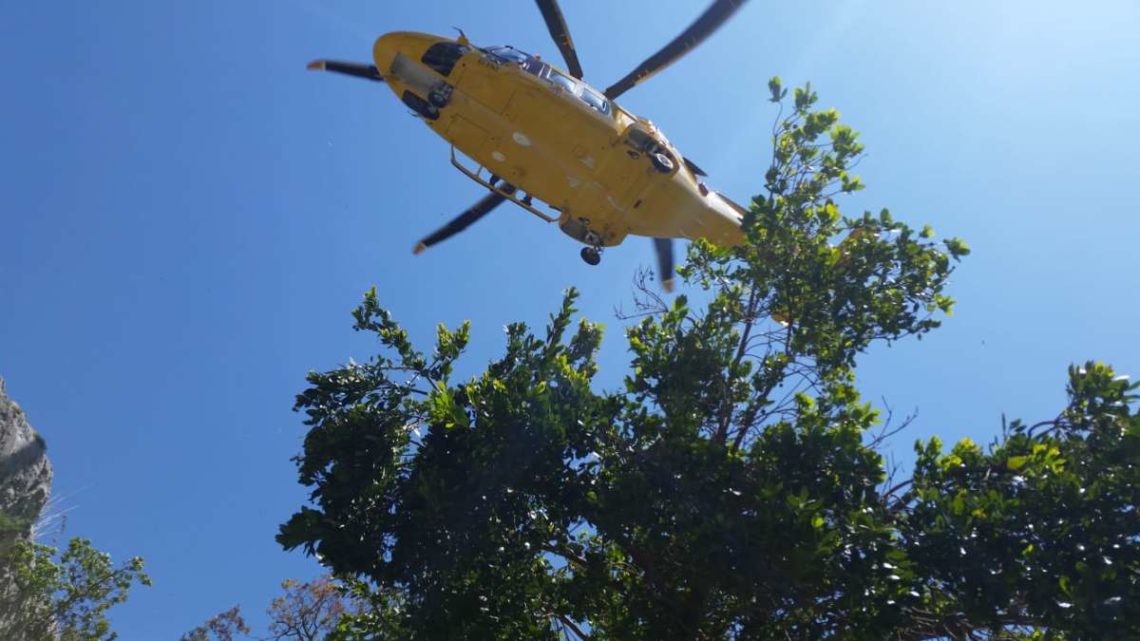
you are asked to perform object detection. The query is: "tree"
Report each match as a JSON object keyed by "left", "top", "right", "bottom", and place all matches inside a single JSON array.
[
  {"left": 179, "top": 606, "right": 249, "bottom": 641},
  {"left": 266, "top": 576, "right": 356, "bottom": 641},
  {"left": 277, "top": 80, "right": 1138, "bottom": 640},
  {"left": 182, "top": 575, "right": 365, "bottom": 641},
  {"left": 1, "top": 537, "right": 150, "bottom": 641}
]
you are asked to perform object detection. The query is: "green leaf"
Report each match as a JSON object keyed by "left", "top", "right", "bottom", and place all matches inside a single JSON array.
[{"left": 768, "top": 75, "right": 784, "bottom": 103}]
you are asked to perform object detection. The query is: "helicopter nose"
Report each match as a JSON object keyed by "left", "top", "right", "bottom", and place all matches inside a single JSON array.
[
  {"left": 371, "top": 33, "right": 400, "bottom": 74},
  {"left": 372, "top": 32, "right": 445, "bottom": 77}
]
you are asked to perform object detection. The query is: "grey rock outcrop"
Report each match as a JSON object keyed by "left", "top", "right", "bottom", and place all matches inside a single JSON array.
[{"left": 0, "top": 377, "right": 53, "bottom": 552}]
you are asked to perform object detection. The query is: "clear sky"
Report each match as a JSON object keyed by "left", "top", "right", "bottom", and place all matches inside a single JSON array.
[{"left": 2, "top": 0, "right": 1138, "bottom": 637}]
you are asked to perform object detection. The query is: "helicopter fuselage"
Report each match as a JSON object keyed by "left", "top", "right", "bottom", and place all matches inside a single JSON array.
[{"left": 373, "top": 32, "right": 745, "bottom": 249}]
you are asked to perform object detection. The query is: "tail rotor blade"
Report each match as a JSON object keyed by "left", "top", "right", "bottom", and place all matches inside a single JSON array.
[
  {"left": 653, "top": 238, "right": 675, "bottom": 292},
  {"left": 414, "top": 192, "right": 507, "bottom": 254},
  {"left": 306, "top": 59, "right": 385, "bottom": 82}
]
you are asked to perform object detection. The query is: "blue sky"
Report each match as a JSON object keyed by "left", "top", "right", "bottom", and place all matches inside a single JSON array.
[{"left": 1, "top": 0, "right": 1138, "bottom": 637}]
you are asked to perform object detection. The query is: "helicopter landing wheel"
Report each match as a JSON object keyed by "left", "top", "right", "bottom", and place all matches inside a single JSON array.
[
  {"left": 580, "top": 246, "right": 602, "bottom": 266},
  {"left": 651, "top": 151, "right": 675, "bottom": 173}
]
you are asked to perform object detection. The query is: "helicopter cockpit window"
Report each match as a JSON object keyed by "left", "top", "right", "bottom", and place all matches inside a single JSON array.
[
  {"left": 580, "top": 86, "right": 609, "bottom": 114},
  {"left": 548, "top": 70, "right": 609, "bottom": 115},
  {"left": 485, "top": 46, "right": 527, "bottom": 64},
  {"left": 421, "top": 42, "right": 470, "bottom": 77},
  {"left": 547, "top": 69, "right": 578, "bottom": 95},
  {"left": 482, "top": 45, "right": 536, "bottom": 70}
]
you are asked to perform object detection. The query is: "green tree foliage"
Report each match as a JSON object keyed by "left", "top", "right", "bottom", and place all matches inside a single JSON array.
[
  {"left": 278, "top": 81, "right": 1137, "bottom": 640},
  {"left": 1, "top": 537, "right": 150, "bottom": 641}
]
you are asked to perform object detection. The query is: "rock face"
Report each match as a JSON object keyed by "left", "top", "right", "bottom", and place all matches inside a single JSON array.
[{"left": 0, "top": 377, "right": 53, "bottom": 552}]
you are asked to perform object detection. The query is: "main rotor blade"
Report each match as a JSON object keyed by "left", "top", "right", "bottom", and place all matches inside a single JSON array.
[
  {"left": 653, "top": 238, "right": 676, "bottom": 292},
  {"left": 306, "top": 59, "right": 384, "bottom": 82},
  {"left": 535, "top": 0, "right": 585, "bottom": 79},
  {"left": 603, "top": 0, "right": 748, "bottom": 100},
  {"left": 413, "top": 192, "right": 507, "bottom": 254}
]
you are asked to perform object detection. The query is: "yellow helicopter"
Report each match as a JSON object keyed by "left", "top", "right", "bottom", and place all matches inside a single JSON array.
[{"left": 308, "top": 0, "right": 749, "bottom": 291}]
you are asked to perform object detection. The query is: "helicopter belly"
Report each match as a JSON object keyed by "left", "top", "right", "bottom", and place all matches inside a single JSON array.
[
  {"left": 435, "top": 87, "right": 741, "bottom": 249},
  {"left": 445, "top": 116, "right": 491, "bottom": 160},
  {"left": 437, "top": 80, "right": 633, "bottom": 241}
]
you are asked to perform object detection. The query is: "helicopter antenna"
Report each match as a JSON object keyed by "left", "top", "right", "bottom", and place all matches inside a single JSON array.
[{"left": 452, "top": 27, "right": 470, "bottom": 45}]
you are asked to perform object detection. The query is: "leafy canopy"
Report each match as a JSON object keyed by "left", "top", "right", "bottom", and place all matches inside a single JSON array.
[
  {"left": 278, "top": 80, "right": 1137, "bottom": 641},
  {"left": 1, "top": 537, "right": 150, "bottom": 641}
]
